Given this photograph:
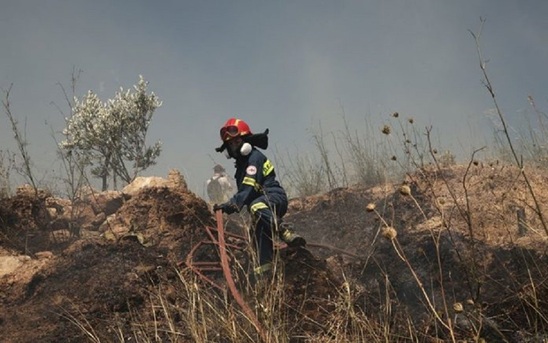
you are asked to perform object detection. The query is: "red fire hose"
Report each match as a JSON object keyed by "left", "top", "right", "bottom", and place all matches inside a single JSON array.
[{"left": 214, "top": 210, "right": 267, "bottom": 342}]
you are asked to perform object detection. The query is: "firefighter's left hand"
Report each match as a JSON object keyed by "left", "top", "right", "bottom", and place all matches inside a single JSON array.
[{"left": 213, "top": 202, "right": 238, "bottom": 214}]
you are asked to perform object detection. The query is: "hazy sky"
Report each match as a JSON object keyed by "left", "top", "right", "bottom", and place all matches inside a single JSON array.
[{"left": 1, "top": 1, "right": 547, "bottom": 196}]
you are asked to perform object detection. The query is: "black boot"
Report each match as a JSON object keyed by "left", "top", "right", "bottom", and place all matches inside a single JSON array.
[{"left": 278, "top": 222, "right": 306, "bottom": 247}]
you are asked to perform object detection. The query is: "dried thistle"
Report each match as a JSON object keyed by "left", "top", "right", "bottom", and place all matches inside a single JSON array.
[
  {"left": 391, "top": 155, "right": 397, "bottom": 161},
  {"left": 453, "top": 302, "right": 464, "bottom": 313},
  {"left": 366, "top": 203, "right": 376, "bottom": 212},
  {"left": 381, "top": 226, "right": 397, "bottom": 240},
  {"left": 399, "top": 185, "right": 411, "bottom": 196},
  {"left": 408, "top": 118, "right": 414, "bottom": 124},
  {"left": 392, "top": 112, "right": 399, "bottom": 118},
  {"left": 381, "top": 125, "right": 391, "bottom": 135}
]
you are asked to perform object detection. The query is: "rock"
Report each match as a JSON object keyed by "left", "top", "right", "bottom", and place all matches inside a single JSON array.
[
  {"left": 17, "top": 255, "right": 31, "bottom": 262},
  {"left": 325, "top": 255, "right": 347, "bottom": 284},
  {"left": 0, "top": 256, "right": 24, "bottom": 277},
  {"left": 98, "top": 214, "right": 129, "bottom": 236},
  {"left": 35, "top": 251, "right": 54, "bottom": 260},
  {"left": 122, "top": 170, "right": 187, "bottom": 199},
  {"left": 167, "top": 169, "right": 187, "bottom": 190},
  {"left": 45, "top": 197, "right": 70, "bottom": 213},
  {"left": 122, "top": 176, "right": 171, "bottom": 198},
  {"left": 15, "top": 185, "right": 51, "bottom": 199}
]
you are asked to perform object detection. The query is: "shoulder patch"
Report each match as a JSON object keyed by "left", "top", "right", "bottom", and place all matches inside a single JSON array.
[{"left": 246, "top": 165, "right": 257, "bottom": 175}]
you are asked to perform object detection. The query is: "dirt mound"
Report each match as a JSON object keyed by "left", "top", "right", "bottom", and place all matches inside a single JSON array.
[
  {"left": 0, "top": 163, "right": 547, "bottom": 342},
  {"left": 285, "top": 163, "right": 548, "bottom": 341}
]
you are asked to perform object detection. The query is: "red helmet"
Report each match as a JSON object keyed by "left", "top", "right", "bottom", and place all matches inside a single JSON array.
[{"left": 220, "top": 117, "right": 252, "bottom": 142}]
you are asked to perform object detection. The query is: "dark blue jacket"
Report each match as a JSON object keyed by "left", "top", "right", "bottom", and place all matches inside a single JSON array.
[{"left": 229, "top": 148, "right": 286, "bottom": 209}]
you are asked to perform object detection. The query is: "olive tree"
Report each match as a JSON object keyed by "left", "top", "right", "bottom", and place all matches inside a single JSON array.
[{"left": 61, "top": 76, "right": 162, "bottom": 190}]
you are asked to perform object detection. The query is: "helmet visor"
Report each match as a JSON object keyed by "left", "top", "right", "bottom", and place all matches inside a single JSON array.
[{"left": 220, "top": 125, "right": 239, "bottom": 141}]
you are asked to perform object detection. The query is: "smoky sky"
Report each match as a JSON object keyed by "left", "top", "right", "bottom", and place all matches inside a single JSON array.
[{"left": 1, "top": 0, "right": 547, "bottom": 195}]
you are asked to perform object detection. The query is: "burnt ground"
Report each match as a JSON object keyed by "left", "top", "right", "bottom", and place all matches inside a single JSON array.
[{"left": 0, "top": 164, "right": 547, "bottom": 342}]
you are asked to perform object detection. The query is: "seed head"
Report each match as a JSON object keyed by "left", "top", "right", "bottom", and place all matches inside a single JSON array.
[
  {"left": 392, "top": 112, "right": 399, "bottom": 118},
  {"left": 399, "top": 185, "right": 411, "bottom": 196},
  {"left": 453, "top": 302, "right": 464, "bottom": 313},
  {"left": 391, "top": 155, "right": 397, "bottom": 161},
  {"left": 381, "top": 226, "right": 397, "bottom": 240},
  {"left": 366, "top": 203, "right": 376, "bottom": 212},
  {"left": 381, "top": 125, "right": 391, "bottom": 135}
]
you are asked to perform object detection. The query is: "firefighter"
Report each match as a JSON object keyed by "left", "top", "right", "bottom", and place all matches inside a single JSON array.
[
  {"left": 213, "top": 117, "right": 306, "bottom": 280},
  {"left": 206, "top": 164, "right": 233, "bottom": 205}
]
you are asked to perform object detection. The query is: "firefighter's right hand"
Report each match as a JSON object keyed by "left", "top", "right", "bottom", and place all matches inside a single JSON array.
[{"left": 213, "top": 202, "right": 238, "bottom": 214}]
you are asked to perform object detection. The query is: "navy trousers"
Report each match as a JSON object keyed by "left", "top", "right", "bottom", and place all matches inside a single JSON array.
[{"left": 249, "top": 192, "right": 288, "bottom": 266}]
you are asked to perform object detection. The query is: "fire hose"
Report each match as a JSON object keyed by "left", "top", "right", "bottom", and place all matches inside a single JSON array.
[{"left": 184, "top": 211, "right": 363, "bottom": 342}]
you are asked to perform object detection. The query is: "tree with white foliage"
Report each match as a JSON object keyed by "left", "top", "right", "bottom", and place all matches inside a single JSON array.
[{"left": 61, "top": 76, "right": 162, "bottom": 191}]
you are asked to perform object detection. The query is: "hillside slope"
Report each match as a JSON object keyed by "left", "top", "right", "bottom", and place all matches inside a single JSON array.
[{"left": 1, "top": 164, "right": 547, "bottom": 342}]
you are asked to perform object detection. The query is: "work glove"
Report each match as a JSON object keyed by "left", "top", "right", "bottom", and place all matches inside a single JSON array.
[{"left": 213, "top": 202, "right": 238, "bottom": 214}]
